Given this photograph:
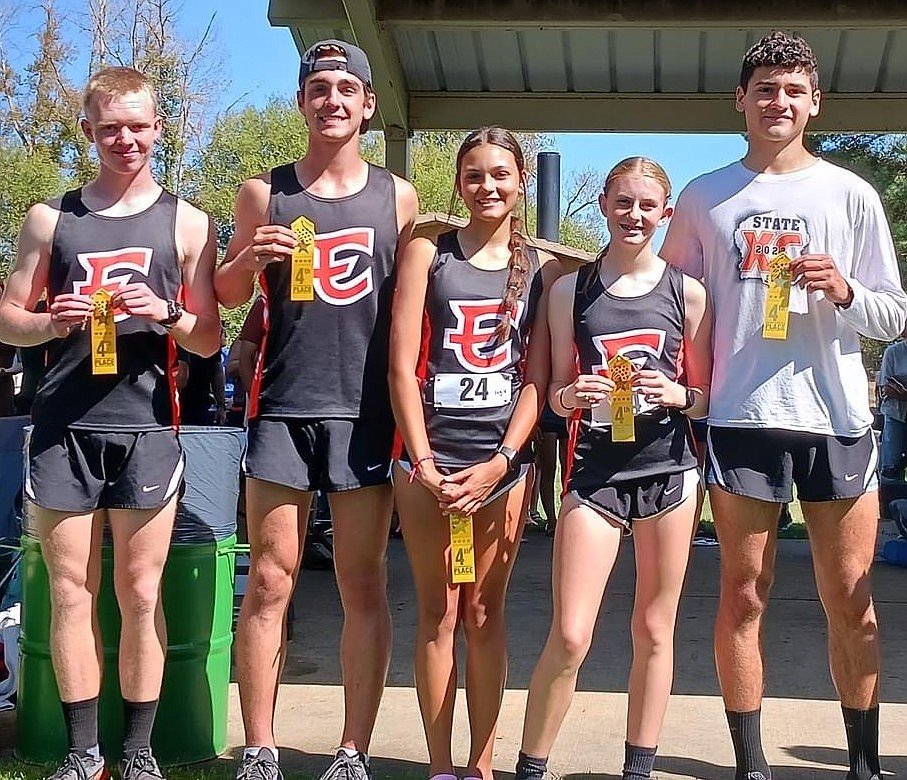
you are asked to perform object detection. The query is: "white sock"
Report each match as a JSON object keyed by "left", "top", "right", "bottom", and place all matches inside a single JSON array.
[{"left": 339, "top": 746, "right": 366, "bottom": 760}]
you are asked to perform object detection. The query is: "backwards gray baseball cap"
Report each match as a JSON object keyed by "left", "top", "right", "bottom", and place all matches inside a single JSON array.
[{"left": 298, "top": 39, "right": 373, "bottom": 89}]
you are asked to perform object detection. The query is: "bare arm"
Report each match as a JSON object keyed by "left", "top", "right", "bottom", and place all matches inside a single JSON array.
[
  {"left": 678, "top": 274, "right": 712, "bottom": 419},
  {"left": 0, "top": 202, "right": 79, "bottom": 347},
  {"left": 392, "top": 173, "right": 419, "bottom": 259},
  {"left": 388, "top": 235, "right": 445, "bottom": 497},
  {"left": 547, "top": 272, "right": 582, "bottom": 415},
  {"left": 215, "top": 175, "right": 298, "bottom": 309},
  {"left": 168, "top": 202, "right": 222, "bottom": 357},
  {"left": 498, "top": 253, "right": 561, "bottom": 451}
]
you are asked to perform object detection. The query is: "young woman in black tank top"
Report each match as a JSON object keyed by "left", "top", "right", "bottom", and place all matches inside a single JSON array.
[
  {"left": 516, "top": 158, "right": 712, "bottom": 780},
  {"left": 390, "top": 128, "right": 559, "bottom": 780}
]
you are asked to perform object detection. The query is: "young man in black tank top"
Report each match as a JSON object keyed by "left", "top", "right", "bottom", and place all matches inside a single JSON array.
[
  {"left": 0, "top": 67, "right": 220, "bottom": 780},
  {"left": 215, "top": 40, "right": 418, "bottom": 780}
]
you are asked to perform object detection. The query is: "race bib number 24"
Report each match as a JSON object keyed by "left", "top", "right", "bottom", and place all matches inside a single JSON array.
[{"left": 433, "top": 372, "right": 511, "bottom": 409}]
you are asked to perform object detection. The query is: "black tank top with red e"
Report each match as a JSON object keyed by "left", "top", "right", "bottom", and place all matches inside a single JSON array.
[
  {"left": 567, "top": 261, "right": 696, "bottom": 487},
  {"left": 417, "top": 230, "right": 542, "bottom": 470},
  {"left": 253, "top": 162, "right": 397, "bottom": 420},
  {"left": 31, "top": 189, "right": 181, "bottom": 431}
]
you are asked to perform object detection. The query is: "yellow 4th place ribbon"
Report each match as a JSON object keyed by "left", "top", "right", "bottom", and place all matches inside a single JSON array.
[
  {"left": 290, "top": 215, "right": 316, "bottom": 301},
  {"left": 449, "top": 512, "right": 476, "bottom": 583},
  {"left": 763, "top": 251, "right": 793, "bottom": 340},
  {"left": 90, "top": 289, "right": 117, "bottom": 376},
  {"left": 608, "top": 353, "right": 635, "bottom": 443}
]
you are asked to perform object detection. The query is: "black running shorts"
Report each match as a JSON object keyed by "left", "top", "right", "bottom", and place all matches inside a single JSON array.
[
  {"left": 244, "top": 416, "right": 394, "bottom": 493},
  {"left": 26, "top": 426, "right": 183, "bottom": 513},
  {"left": 571, "top": 467, "right": 699, "bottom": 533},
  {"left": 706, "top": 426, "right": 878, "bottom": 503}
]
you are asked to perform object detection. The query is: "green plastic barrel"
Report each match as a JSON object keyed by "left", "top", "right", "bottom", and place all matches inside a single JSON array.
[{"left": 17, "top": 533, "right": 236, "bottom": 765}]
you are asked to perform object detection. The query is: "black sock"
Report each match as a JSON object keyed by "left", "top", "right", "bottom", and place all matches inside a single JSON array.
[
  {"left": 61, "top": 697, "right": 99, "bottom": 755},
  {"left": 515, "top": 751, "right": 548, "bottom": 780},
  {"left": 726, "top": 709, "right": 771, "bottom": 780},
  {"left": 842, "top": 705, "right": 881, "bottom": 779},
  {"left": 122, "top": 699, "right": 159, "bottom": 756},
  {"left": 622, "top": 742, "right": 657, "bottom": 779}
]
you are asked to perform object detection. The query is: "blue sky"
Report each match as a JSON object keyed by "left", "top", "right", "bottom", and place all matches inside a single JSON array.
[{"left": 11, "top": 0, "right": 747, "bottom": 206}]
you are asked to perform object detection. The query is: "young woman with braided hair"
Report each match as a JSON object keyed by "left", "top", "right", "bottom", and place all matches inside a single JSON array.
[
  {"left": 515, "top": 157, "right": 711, "bottom": 780},
  {"left": 390, "top": 126, "right": 559, "bottom": 780}
]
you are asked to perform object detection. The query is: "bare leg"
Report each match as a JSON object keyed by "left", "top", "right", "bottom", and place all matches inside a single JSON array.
[
  {"left": 710, "top": 488, "right": 779, "bottom": 711},
  {"left": 802, "top": 494, "right": 880, "bottom": 709},
  {"left": 329, "top": 484, "right": 394, "bottom": 753},
  {"left": 520, "top": 494, "right": 622, "bottom": 757},
  {"left": 235, "top": 478, "right": 310, "bottom": 749},
  {"left": 462, "top": 472, "right": 531, "bottom": 779},
  {"left": 109, "top": 498, "right": 177, "bottom": 702},
  {"left": 626, "top": 495, "right": 696, "bottom": 747},
  {"left": 34, "top": 507, "right": 105, "bottom": 702},
  {"left": 395, "top": 467, "right": 461, "bottom": 776}
]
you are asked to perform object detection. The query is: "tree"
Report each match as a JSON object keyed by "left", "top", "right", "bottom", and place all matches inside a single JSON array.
[{"left": 0, "top": 142, "right": 67, "bottom": 276}]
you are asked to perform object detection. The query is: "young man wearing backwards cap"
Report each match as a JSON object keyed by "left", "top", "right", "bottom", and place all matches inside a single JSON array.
[{"left": 216, "top": 39, "right": 418, "bottom": 780}]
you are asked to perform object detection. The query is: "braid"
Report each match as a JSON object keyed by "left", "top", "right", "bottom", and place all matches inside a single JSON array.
[{"left": 494, "top": 215, "right": 531, "bottom": 341}]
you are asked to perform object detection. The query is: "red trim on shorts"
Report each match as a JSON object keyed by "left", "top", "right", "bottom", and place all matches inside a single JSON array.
[
  {"left": 247, "top": 274, "right": 269, "bottom": 420},
  {"left": 392, "top": 308, "right": 432, "bottom": 460}
]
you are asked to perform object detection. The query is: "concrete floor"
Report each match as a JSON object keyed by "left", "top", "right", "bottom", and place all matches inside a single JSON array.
[{"left": 223, "top": 532, "right": 907, "bottom": 779}]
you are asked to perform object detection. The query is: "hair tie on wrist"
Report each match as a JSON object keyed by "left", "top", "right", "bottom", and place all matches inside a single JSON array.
[
  {"left": 408, "top": 455, "right": 434, "bottom": 483},
  {"left": 557, "top": 386, "right": 576, "bottom": 411}
]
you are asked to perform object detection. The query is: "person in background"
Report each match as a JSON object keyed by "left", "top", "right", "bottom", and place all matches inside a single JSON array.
[
  {"left": 177, "top": 322, "right": 226, "bottom": 425},
  {"left": 0, "top": 282, "right": 17, "bottom": 417},
  {"left": 877, "top": 327, "right": 907, "bottom": 481}
]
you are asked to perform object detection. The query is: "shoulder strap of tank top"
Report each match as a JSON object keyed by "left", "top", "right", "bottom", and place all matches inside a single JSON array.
[
  {"left": 664, "top": 263, "right": 687, "bottom": 317},
  {"left": 270, "top": 162, "right": 301, "bottom": 197},
  {"left": 59, "top": 189, "right": 88, "bottom": 218},
  {"left": 573, "top": 261, "right": 598, "bottom": 318}
]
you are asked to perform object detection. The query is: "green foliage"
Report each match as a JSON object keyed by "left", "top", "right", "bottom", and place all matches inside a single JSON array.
[
  {"left": 193, "top": 99, "right": 309, "bottom": 248},
  {"left": 410, "top": 131, "right": 466, "bottom": 216},
  {"left": 0, "top": 142, "right": 68, "bottom": 277}
]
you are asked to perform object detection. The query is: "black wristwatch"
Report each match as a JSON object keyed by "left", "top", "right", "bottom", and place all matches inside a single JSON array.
[
  {"left": 495, "top": 444, "right": 518, "bottom": 469},
  {"left": 160, "top": 300, "right": 184, "bottom": 329}
]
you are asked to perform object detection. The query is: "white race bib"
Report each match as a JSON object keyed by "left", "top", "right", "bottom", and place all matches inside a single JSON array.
[{"left": 432, "top": 372, "right": 512, "bottom": 409}]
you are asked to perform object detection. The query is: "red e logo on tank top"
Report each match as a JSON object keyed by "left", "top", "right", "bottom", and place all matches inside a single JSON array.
[
  {"left": 591, "top": 328, "right": 666, "bottom": 375},
  {"left": 444, "top": 299, "right": 525, "bottom": 373},
  {"left": 314, "top": 227, "right": 375, "bottom": 305},
  {"left": 73, "top": 247, "right": 153, "bottom": 321}
]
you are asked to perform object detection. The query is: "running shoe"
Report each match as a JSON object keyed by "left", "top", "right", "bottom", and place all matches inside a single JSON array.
[
  {"left": 317, "top": 749, "right": 371, "bottom": 780},
  {"left": 236, "top": 748, "right": 284, "bottom": 780},
  {"left": 118, "top": 749, "right": 164, "bottom": 780},
  {"left": 47, "top": 751, "right": 108, "bottom": 780}
]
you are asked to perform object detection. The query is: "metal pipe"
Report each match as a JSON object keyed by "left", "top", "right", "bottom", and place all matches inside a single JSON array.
[{"left": 536, "top": 151, "right": 560, "bottom": 242}]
